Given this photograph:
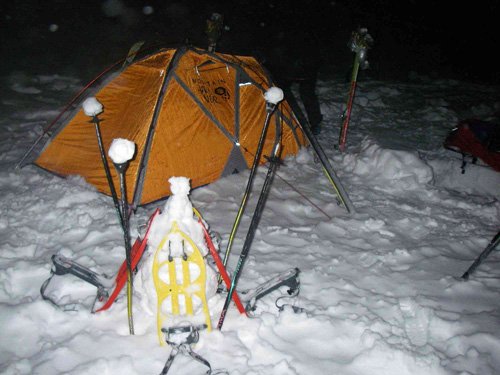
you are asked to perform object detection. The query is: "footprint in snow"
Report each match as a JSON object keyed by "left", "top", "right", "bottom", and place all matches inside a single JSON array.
[{"left": 399, "top": 297, "right": 432, "bottom": 347}]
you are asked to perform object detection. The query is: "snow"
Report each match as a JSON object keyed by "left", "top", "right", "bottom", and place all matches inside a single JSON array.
[
  {"left": 108, "top": 138, "right": 135, "bottom": 164},
  {"left": 1, "top": 67, "right": 499, "bottom": 375},
  {"left": 136, "top": 176, "right": 218, "bottom": 317},
  {"left": 264, "top": 87, "right": 284, "bottom": 105},
  {"left": 82, "top": 96, "right": 103, "bottom": 117}
]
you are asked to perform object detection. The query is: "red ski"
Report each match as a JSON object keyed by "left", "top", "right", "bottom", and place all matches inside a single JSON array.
[
  {"left": 94, "top": 208, "right": 159, "bottom": 312},
  {"left": 198, "top": 218, "right": 246, "bottom": 314}
]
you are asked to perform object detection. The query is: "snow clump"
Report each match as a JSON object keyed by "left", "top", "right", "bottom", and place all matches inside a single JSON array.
[
  {"left": 82, "top": 96, "right": 103, "bottom": 116},
  {"left": 108, "top": 138, "right": 136, "bottom": 164}
]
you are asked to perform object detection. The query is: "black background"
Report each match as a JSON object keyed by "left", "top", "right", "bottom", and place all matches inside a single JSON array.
[{"left": 1, "top": 0, "right": 499, "bottom": 84}]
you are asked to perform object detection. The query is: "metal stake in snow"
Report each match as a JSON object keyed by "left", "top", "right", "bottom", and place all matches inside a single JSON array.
[
  {"left": 217, "top": 87, "right": 284, "bottom": 330},
  {"left": 82, "top": 97, "right": 125, "bottom": 232},
  {"left": 109, "top": 138, "right": 136, "bottom": 335},
  {"left": 338, "top": 28, "right": 373, "bottom": 152}
]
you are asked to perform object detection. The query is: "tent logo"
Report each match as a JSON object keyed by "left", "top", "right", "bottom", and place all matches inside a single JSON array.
[{"left": 214, "top": 86, "right": 230, "bottom": 101}]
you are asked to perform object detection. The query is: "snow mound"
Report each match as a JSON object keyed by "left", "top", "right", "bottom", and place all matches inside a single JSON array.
[
  {"left": 343, "top": 138, "right": 433, "bottom": 189},
  {"left": 424, "top": 155, "right": 500, "bottom": 198},
  {"left": 135, "top": 177, "right": 217, "bottom": 318}
]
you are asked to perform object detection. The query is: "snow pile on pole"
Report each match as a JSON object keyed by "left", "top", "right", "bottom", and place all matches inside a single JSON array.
[
  {"left": 108, "top": 138, "right": 135, "bottom": 164},
  {"left": 82, "top": 97, "right": 103, "bottom": 116},
  {"left": 264, "top": 87, "right": 284, "bottom": 105}
]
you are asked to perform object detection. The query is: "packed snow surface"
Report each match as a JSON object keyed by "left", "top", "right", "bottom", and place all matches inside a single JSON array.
[{"left": 0, "top": 70, "right": 499, "bottom": 375}]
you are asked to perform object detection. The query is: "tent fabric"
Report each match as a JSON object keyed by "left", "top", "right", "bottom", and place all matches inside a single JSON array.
[{"left": 34, "top": 46, "right": 307, "bottom": 206}]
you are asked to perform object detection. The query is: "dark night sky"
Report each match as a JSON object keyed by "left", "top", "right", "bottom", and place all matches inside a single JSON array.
[{"left": 1, "top": 0, "right": 499, "bottom": 84}]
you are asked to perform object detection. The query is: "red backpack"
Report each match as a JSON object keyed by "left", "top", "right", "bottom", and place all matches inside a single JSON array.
[{"left": 444, "top": 119, "right": 500, "bottom": 172}]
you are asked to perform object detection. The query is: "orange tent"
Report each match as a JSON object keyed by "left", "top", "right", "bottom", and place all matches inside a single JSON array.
[{"left": 25, "top": 46, "right": 307, "bottom": 206}]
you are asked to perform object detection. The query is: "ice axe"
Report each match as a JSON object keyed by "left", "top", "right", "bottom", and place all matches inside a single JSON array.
[{"left": 338, "top": 28, "right": 373, "bottom": 152}]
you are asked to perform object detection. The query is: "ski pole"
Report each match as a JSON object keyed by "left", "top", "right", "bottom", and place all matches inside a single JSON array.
[
  {"left": 82, "top": 98, "right": 125, "bottom": 232},
  {"left": 462, "top": 230, "right": 500, "bottom": 280},
  {"left": 338, "top": 28, "right": 373, "bottom": 152},
  {"left": 338, "top": 53, "right": 360, "bottom": 152},
  {"left": 217, "top": 88, "right": 283, "bottom": 330},
  {"left": 219, "top": 95, "right": 279, "bottom": 285},
  {"left": 109, "top": 138, "right": 137, "bottom": 335},
  {"left": 299, "top": 111, "right": 355, "bottom": 214}
]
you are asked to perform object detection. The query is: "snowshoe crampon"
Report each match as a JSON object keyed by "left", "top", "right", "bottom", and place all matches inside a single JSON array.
[
  {"left": 159, "top": 323, "right": 225, "bottom": 375},
  {"left": 240, "top": 267, "right": 301, "bottom": 313},
  {"left": 39, "top": 209, "right": 159, "bottom": 312}
]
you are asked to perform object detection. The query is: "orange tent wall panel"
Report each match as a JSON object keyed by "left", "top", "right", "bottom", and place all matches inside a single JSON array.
[
  {"left": 35, "top": 52, "right": 173, "bottom": 200},
  {"left": 34, "top": 47, "right": 307, "bottom": 205},
  {"left": 139, "top": 79, "right": 233, "bottom": 203}
]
